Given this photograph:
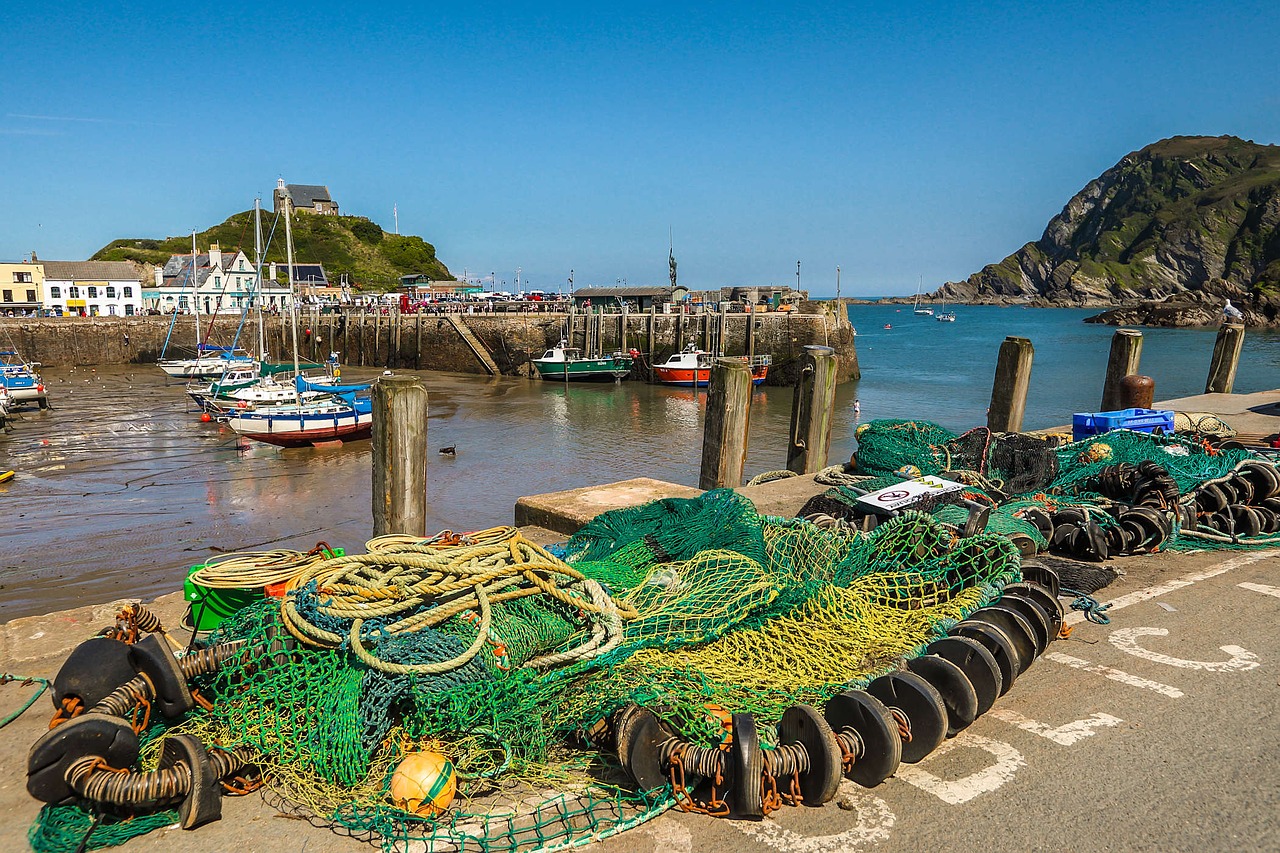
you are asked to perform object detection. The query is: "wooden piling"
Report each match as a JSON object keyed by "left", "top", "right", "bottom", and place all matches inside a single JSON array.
[
  {"left": 786, "top": 345, "right": 838, "bottom": 474},
  {"left": 372, "top": 375, "right": 429, "bottom": 537},
  {"left": 699, "top": 358, "right": 753, "bottom": 490},
  {"left": 746, "top": 310, "right": 756, "bottom": 361},
  {"left": 1100, "top": 329, "right": 1143, "bottom": 411},
  {"left": 620, "top": 305, "right": 628, "bottom": 353},
  {"left": 987, "top": 336, "right": 1034, "bottom": 433},
  {"left": 415, "top": 307, "right": 423, "bottom": 369},
  {"left": 1205, "top": 323, "right": 1245, "bottom": 394}
]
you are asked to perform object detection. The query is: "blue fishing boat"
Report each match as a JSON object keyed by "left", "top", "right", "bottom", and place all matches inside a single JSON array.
[{"left": 0, "top": 351, "right": 48, "bottom": 408}]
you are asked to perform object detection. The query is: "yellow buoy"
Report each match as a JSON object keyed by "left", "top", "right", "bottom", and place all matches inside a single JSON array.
[
  {"left": 1079, "top": 442, "right": 1113, "bottom": 465},
  {"left": 389, "top": 751, "right": 456, "bottom": 817},
  {"left": 895, "top": 464, "right": 922, "bottom": 479}
]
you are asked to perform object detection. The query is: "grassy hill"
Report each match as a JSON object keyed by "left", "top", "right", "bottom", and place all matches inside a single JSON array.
[
  {"left": 936, "top": 135, "right": 1280, "bottom": 304},
  {"left": 92, "top": 210, "right": 452, "bottom": 288}
]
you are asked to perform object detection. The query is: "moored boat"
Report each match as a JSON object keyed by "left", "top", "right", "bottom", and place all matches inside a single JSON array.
[
  {"left": 222, "top": 393, "right": 373, "bottom": 447},
  {"left": 531, "top": 340, "right": 636, "bottom": 382},
  {"left": 651, "top": 344, "right": 770, "bottom": 387},
  {"left": 159, "top": 345, "right": 255, "bottom": 379},
  {"left": 0, "top": 351, "right": 48, "bottom": 408}
]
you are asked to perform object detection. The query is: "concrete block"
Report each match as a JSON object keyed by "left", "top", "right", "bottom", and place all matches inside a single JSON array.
[{"left": 515, "top": 477, "right": 702, "bottom": 536}]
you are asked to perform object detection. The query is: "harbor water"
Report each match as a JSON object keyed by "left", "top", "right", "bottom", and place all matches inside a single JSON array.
[{"left": 2, "top": 305, "right": 1278, "bottom": 621}]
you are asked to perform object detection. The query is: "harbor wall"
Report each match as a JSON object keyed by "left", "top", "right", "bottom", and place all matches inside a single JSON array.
[{"left": 0, "top": 307, "right": 859, "bottom": 384}]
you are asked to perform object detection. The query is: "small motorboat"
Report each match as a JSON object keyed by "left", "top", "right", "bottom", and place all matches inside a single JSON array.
[
  {"left": 883, "top": 323, "right": 892, "bottom": 330},
  {"left": 652, "top": 344, "right": 770, "bottom": 387},
  {"left": 0, "top": 470, "right": 14, "bottom": 484}
]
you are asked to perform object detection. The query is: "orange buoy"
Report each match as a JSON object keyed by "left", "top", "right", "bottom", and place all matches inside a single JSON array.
[{"left": 200, "top": 412, "right": 212, "bottom": 423}]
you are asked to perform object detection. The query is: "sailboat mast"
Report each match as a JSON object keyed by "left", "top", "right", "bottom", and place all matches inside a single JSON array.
[
  {"left": 253, "top": 198, "right": 265, "bottom": 361},
  {"left": 191, "top": 230, "right": 201, "bottom": 360},
  {"left": 282, "top": 196, "right": 301, "bottom": 401}
]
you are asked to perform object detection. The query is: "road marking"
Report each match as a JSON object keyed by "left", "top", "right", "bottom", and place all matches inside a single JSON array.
[
  {"left": 1043, "top": 650, "right": 1185, "bottom": 698},
  {"left": 1238, "top": 582, "right": 1280, "bottom": 599},
  {"left": 731, "top": 780, "right": 895, "bottom": 850},
  {"left": 1064, "top": 550, "right": 1280, "bottom": 625},
  {"left": 895, "top": 734, "right": 1025, "bottom": 804},
  {"left": 987, "top": 709, "right": 1123, "bottom": 746},
  {"left": 1109, "top": 627, "right": 1261, "bottom": 672}
]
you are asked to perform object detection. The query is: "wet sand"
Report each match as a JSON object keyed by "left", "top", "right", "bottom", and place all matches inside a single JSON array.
[{"left": 0, "top": 366, "right": 857, "bottom": 621}]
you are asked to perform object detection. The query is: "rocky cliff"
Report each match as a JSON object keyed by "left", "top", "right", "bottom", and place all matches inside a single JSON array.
[{"left": 934, "top": 136, "right": 1280, "bottom": 321}]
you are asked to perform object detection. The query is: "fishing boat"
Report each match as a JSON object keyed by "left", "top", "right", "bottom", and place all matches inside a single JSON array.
[
  {"left": 222, "top": 191, "right": 374, "bottom": 447},
  {"left": 531, "top": 340, "right": 636, "bottom": 382},
  {"left": 912, "top": 277, "right": 933, "bottom": 316},
  {"left": 0, "top": 350, "right": 48, "bottom": 408},
  {"left": 652, "top": 344, "right": 770, "bottom": 387}
]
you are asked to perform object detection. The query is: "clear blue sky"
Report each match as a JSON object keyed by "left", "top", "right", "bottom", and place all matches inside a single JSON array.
[{"left": 2, "top": 1, "right": 1277, "bottom": 295}]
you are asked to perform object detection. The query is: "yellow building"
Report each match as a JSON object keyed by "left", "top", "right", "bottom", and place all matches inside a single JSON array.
[{"left": 0, "top": 262, "right": 43, "bottom": 314}]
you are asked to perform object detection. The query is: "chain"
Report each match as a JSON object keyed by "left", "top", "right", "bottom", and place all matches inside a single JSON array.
[
  {"left": 889, "top": 707, "right": 913, "bottom": 743},
  {"left": 835, "top": 727, "right": 864, "bottom": 774}
]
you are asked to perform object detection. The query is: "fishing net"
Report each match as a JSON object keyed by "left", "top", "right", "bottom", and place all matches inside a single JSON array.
[{"left": 30, "top": 491, "right": 1021, "bottom": 853}]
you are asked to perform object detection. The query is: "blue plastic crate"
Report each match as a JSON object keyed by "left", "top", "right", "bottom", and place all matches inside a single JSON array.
[{"left": 1073, "top": 408, "right": 1174, "bottom": 442}]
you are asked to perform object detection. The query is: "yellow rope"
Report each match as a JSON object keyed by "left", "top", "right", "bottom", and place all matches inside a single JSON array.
[{"left": 280, "top": 532, "right": 637, "bottom": 673}]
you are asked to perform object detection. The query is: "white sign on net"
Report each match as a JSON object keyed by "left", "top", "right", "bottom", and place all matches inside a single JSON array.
[{"left": 855, "top": 476, "right": 965, "bottom": 513}]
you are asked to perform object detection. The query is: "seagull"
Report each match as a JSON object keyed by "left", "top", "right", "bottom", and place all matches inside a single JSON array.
[
  {"left": 439, "top": 445, "right": 456, "bottom": 456},
  {"left": 1223, "top": 299, "right": 1245, "bottom": 321}
]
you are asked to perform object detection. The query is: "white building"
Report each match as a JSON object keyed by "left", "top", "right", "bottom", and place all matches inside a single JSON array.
[
  {"left": 42, "top": 260, "right": 146, "bottom": 317},
  {"left": 151, "top": 244, "right": 292, "bottom": 314}
]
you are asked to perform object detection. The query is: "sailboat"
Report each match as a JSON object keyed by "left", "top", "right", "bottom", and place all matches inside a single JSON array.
[
  {"left": 222, "top": 192, "right": 373, "bottom": 447},
  {"left": 913, "top": 276, "right": 933, "bottom": 316},
  {"left": 935, "top": 306, "right": 957, "bottom": 322},
  {"left": 157, "top": 232, "right": 254, "bottom": 378}
]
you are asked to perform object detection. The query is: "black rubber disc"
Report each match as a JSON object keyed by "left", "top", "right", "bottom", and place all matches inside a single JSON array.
[
  {"left": 730, "top": 713, "right": 764, "bottom": 819},
  {"left": 1020, "top": 562, "right": 1061, "bottom": 598},
  {"left": 927, "top": 635, "right": 1002, "bottom": 716},
  {"left": 778, "top": 704, "right": 842, "bottom": 806},
  {"left": 1002, "top": 590, "right": 1059, "bottom": 649},
  {"left": 951, "top": 619, "right": 1020, "bottom": 695},
  {"left": 971, "top": 605, "right": 1039, "bottom": 674},
  {"left": 865, "top": 671, "right": 947, "bottom": 764},
  {"left": 1003, "top": 581, "right": 1063, "bottom": 623},
  {"left": 906, "top": 654, "right": 979, "bottom": 737},
  {"left": 823, "top": 689, "right": 901, "bottom": 788},
  {"left": 995, "top": 594, "right": 1051, "bottom": 656},
  {"left": 615, "top": 706, "right": 672, "bottom": 792}
]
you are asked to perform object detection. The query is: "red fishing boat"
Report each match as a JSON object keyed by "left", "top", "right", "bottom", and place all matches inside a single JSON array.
[{"left": 652, "top": 344, "right": 770, "bottom": 387}]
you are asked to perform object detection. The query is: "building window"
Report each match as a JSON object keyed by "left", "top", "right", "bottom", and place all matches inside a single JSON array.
[
  {"left": 123, "top": 286, "right": 133, "bottom": 297},
  {"left": 108, "top": 305, "right": 117, "bottom": 315},
  {"left": 2, "top": 290, "right": 11, "bottom": 302},
  {"left": 214, "top": 276, "right": 220, "bottom": 288},
  {"left": 88, "top": 286, "right": 98, "bottom": 298},
  {"left": 26, "top": 289, "right": 35, "bottom": 302},
  {"left": 125, "top": 304, "right": 135, "bottom": 316},
  {"left": 89, "top": 306, "right": 99, "bottom": 316},
  {"left": 50, "top": 286, "right": 61, "bottom": 298},
  {"left": 179, "top": 296, "right": 188, "bottom": 309},
  {"left": 13, "top": 271, "right": 33, "bottom": 283},
  {"left": 106, "top": 286, "right": 117, "bottom": 298},
  {"left": 69, "top": 286, "right": 80, "bottom": 298}
]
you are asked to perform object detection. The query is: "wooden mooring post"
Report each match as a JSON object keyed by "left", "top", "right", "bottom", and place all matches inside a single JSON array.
[
  {"left": 1100, "top": 329, "right": 1143, "bottom": 411},
  {"left": 786, "top": 345, "right": 838, "bottom": 474},
  {"left": 699, "top": 358, "right": 753, "bottom": 490},
  {"left": 372, "top": 375, "right": 429, "bottom": 537},
  {"left": 987, "top": 336, "right": 1034, "bottom": 433},
  {"left": 1205, "top": 323, "right": 1245, "bottom": 394}
]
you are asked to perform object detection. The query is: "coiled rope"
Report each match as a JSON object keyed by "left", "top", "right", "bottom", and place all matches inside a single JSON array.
[{"left": 280, "top": 533, "right": 637, "bottom": 675}]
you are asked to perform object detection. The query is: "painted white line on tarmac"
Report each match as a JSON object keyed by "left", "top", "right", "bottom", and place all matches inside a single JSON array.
[
  {"left": 1238, "top": 582, "right": 1280, "bottom": 599},
  {"left": 730, "top": 780, "right": 896, "bottom": 850},
  {"left": 1109, "top": 627, "right": 1261, "bottom": 671},
  {"left": 987, "top": 709, "right": 1123, "bottom": 746},
  {"left": 895, "top": 734, "right": 1025, "bottom": 804},
  {"left": 1043, "top": 650, "right": 1185, "bottom": 698},
  {"left": 1064, "top": 550, "right": 1280, "bottom": 626}
]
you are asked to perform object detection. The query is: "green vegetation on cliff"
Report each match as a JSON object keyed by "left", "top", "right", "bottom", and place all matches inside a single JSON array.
[
  {"left": 939, "top": 135, "right": 1280, "bottom": 304},
  {"left": 92, "top": 211, "right": 452, "bottom": 287}
]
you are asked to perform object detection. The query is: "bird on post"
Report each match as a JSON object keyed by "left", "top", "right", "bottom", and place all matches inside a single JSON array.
[{"left": 1222, "top": 299, "right": 1245, "bottom": 322}]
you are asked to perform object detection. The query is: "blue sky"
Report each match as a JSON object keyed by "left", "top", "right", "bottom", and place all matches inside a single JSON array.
[{"left": 2, "top": 1, "right": 1277, "bottom": 296}]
